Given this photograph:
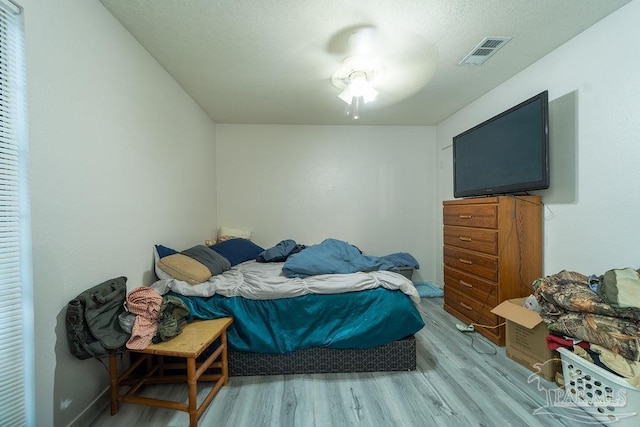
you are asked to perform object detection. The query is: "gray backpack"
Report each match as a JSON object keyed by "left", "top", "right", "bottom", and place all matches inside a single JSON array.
[{"left": 65, "top": 277, "right": 129, "bottom": 360}]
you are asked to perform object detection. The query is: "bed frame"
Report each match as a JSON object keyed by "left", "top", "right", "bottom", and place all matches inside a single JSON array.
[
  {"left": 161, "top": 335, "right": 416, "bottom": 378},
  {"left": 227, "top": 335, "right": 417, "bottom": 376}
]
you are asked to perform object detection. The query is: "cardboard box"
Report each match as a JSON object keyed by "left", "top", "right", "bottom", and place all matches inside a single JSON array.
[{"left": 491, "top": 297, "right": 559, "bottom": 381}]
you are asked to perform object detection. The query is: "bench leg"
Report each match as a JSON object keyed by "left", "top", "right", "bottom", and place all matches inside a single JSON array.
[
  {"left": 187, "top": 356, "right": 198, "bottom": 427},
  {"left": 221, "top": 330, "right": 229, "bottom": 385},
  {"left": 109, "top": 352, "right": 119, "bottom": 415}
]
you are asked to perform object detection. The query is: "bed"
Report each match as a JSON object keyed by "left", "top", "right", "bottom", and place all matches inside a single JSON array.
[{"left": 150, "top": 238, "right": 425, "bottom": 375}]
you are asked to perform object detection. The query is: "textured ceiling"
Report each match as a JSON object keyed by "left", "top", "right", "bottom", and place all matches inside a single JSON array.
[{"left": 99, "top": 0, "right": 631, "bottom": 126}]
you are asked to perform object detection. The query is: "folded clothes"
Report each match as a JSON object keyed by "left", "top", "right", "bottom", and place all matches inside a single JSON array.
[
  {"left": 573, "top": 345, "right": 620, "bottom": 377},
  {"left": 546, "top": 333, "right": 589, "bottom": 351},
  {"left": 534, "top": 270, "right": 640, "bottom": 361},
  {"left": 591, "top": 344, "right": 640, "bottom": 387}
]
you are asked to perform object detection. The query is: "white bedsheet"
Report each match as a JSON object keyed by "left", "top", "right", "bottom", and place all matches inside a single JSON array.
[{"left": 151, "top": 260, "right": 420, "bottom": 305}]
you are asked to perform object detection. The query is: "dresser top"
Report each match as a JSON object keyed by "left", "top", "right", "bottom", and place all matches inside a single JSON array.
[{"left": 443, "top": 195, "right": 541, "bottom": 206}]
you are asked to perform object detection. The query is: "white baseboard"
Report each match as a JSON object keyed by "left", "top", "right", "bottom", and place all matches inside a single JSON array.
[{"left": 67, "top": 387, "right": 110, "bottom": 427}]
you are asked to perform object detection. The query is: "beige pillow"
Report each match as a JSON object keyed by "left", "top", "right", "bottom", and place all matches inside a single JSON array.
[{"left": 157, "top": 254, "right": 211, "bottom": 285}]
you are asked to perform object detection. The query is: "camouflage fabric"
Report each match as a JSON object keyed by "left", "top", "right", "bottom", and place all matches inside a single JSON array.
[
  {"left": 533, "top": 270, "right": 640, "bottom": 361},
  {"left": 152, "top": 294, "right": 190, "bottom": 343}
]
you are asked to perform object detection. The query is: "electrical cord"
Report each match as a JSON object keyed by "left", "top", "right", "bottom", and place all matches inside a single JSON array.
[
  {"left": 470, "top": 321, "right": 506, "bottom": 330},
  {"left": 469, "top": 332, "right": 499, "bottom": 355},
  {"left": 458, "top": 321, "right": 506, "bottom": 355}
]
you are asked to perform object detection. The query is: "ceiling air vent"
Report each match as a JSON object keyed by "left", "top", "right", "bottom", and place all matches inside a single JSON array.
[{"left": 458, "top": 37, "right": 512, "bottom": 65}]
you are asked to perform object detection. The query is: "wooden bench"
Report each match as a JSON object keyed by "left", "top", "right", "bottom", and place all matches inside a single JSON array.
[{"left": 109, "top": 317, "right": 233, "bottom": 427}]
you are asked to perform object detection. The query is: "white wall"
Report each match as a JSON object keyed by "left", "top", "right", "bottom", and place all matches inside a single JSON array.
[
  {"left": 22, "top": 0, "right": 640, "bottom": 424},
  {"left": 216, "top": 124, "right": 438, "bottom": 283},
  {"left": 23, "top": 1, "right": 218, "bottom": 426},
  {"left": 436, "top": 0, "right": 640, "bottom": 282}
]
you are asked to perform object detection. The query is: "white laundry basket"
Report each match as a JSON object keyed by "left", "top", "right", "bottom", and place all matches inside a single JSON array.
[{"left": 558, "top": 347, "right": 640, "bottom": 426}]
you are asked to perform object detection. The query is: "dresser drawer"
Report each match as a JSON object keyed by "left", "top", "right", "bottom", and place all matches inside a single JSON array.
[
  {"left": 444, "top": 285, "right": 499, "bottom": 326},
  {"left": 443, "top": 246, "right": 498, "bottom": 281},
  {"left": 443, "top": 204, "right": 497, "bottom": 229},
  {"left": 444, "top": 266, "right": 498, "bottom": 306},
  {"left": 443, "top": 225, "right": 498, "bottom": 255}
]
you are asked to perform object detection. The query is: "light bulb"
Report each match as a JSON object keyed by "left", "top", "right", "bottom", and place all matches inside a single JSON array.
[{"left": 348, "top": 72, "right": 378, "bottom": 103}]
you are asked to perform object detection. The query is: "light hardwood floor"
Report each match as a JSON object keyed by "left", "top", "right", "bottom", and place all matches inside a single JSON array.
[{"left": 88, "top": 297, "right": 584, "bottom": 427}]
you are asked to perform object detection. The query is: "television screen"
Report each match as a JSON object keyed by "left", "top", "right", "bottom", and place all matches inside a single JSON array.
[{"left": 453, "top": 91, "right": 550, "bottom": 198}]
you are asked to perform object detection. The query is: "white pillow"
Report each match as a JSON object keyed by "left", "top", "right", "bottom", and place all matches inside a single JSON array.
[{"left": 217, "top": 226, "right": 252, "bottom": 243}]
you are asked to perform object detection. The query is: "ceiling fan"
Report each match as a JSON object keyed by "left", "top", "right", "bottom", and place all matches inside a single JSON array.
[{"left": 328, "top": 25, "right": 438, "bottom": 119}]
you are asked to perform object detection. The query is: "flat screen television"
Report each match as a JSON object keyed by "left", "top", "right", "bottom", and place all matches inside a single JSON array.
[{"left": 453, "top": 90, "right": 550, "bottom": 198}]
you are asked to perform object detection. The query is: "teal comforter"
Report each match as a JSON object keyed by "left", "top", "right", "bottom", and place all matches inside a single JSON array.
[{"left": 173, "top": 287, "right": 424, "bottom": 354}]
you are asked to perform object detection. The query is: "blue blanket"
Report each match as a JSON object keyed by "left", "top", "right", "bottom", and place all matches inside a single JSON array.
[
  {"left": 282, "top": 238, "right": 396, "bottom": 278},
  {"left": 382, "top": 252, "right": 420, "bottom": 269},
  {"left": 174, "top": 288, "right": 424, "bottom": 353},
  {"left": 256, "top": 239, "right": 305, "bottom": 263}
]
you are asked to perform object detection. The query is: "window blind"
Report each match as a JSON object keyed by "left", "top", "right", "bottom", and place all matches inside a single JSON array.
[{"left": 0, "top": 0, "right": 33, "bottom": 426}]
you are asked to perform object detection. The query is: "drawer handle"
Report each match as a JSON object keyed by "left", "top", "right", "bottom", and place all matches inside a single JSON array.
[
  {"left": 460, "top": 302, "right": 473, "bottom": 311},
  {"left": 459, "top": 280, "right": 473, "bottom": 288},
  {"left": 458, "top": 236, "right": 472, "bottom": 242},
  {"left": 459, "top": 258, "right": 473, "bottom": 265},
  {"left": 458, "top": 214, "right": 472, "bottom": 219}
]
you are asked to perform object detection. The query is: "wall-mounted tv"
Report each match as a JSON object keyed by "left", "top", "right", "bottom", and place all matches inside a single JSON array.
[{"left": 453, "top": 90, "right": 550, "bottom": 198}]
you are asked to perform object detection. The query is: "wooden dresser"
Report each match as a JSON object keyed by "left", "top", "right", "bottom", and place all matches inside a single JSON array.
[{"left": 443, "top": 196, "right": 542, "bottom": 345}]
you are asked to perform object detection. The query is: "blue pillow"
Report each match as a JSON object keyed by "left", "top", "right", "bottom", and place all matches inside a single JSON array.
[
  {"left": 155, "top": 244, "right": 178, "bottom": 259},
  {"left": 209, "top": 238, "right": 264, "bottom": 266}
]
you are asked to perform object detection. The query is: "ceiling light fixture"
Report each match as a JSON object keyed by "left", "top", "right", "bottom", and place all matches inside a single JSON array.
[
  {"left": 338, "top": 71, "right": 378, "bottom": 119},
  {"left": 332, "top": 58, "right": 381, "bottom": 120}
]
